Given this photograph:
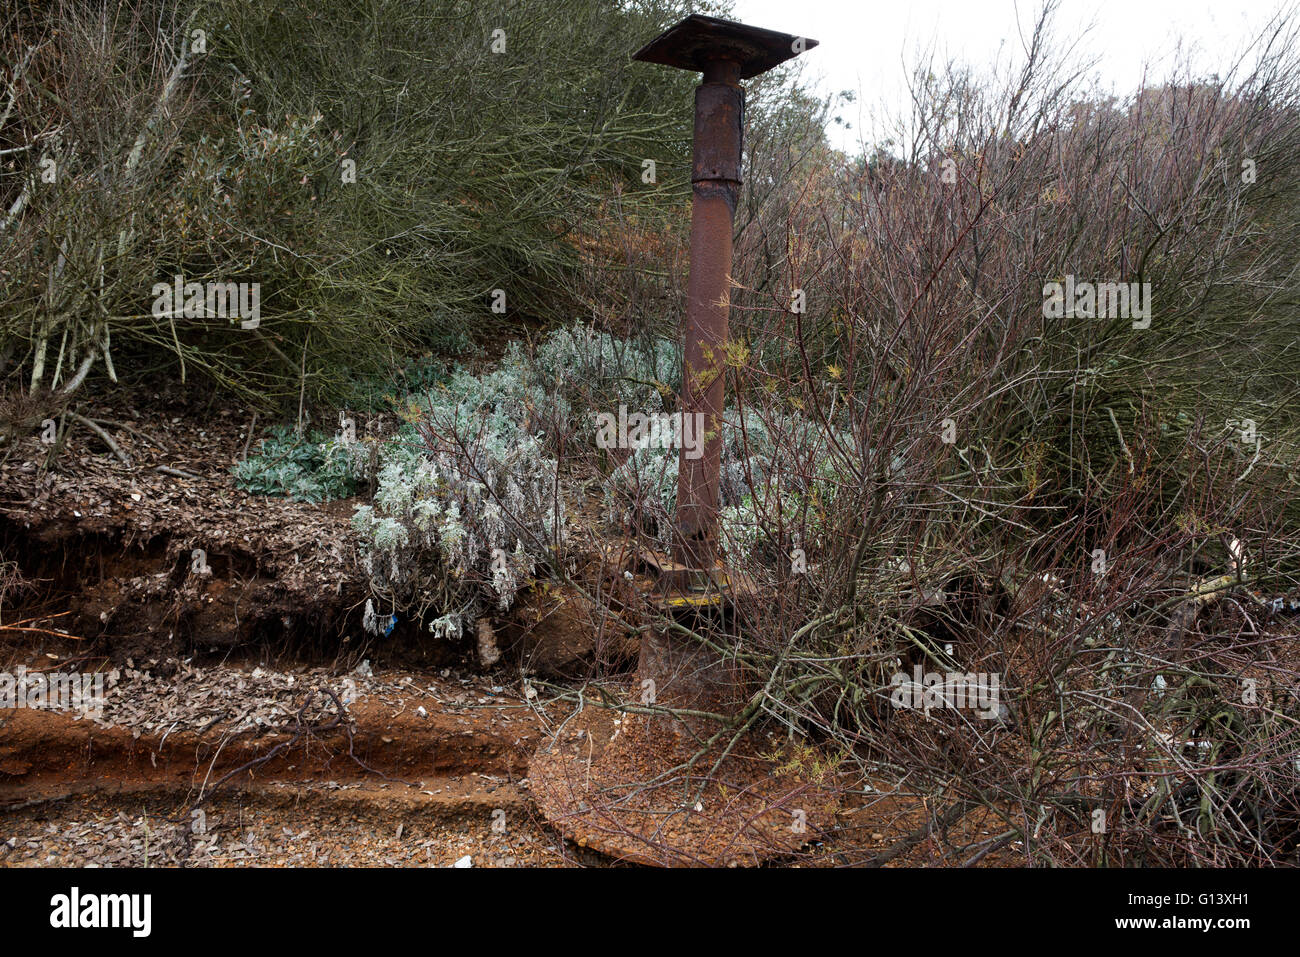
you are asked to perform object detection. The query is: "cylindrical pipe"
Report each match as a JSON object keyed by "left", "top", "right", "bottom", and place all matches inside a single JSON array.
[{"left": 675, "top": 58, "right": 744, "bottom": 568}]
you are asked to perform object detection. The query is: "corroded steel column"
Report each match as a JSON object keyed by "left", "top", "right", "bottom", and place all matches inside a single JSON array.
[
  {"left": 631, "top": 15, "right": 816, "bottom": 570},
  {"left": 676, "top": 57, "right": 744, "bottom": 567}
]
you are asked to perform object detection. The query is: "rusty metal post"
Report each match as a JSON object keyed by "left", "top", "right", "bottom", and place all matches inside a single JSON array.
[
  {"left": 632, "top": 15, "right": 817, "bottom": 570},
  {"left": 676, "top": 57, "right": 743, "bottom": 568},
  {"left": 629, "top": 16, "right": 819, "bottom": 721}
]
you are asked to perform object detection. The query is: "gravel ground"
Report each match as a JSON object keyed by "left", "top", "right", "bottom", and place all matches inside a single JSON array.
[{"left": 0, "top": 781, "right": 571, "bottom": 868}]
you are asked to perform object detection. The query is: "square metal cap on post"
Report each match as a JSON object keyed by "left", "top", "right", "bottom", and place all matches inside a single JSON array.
[{"left": 631, "top": 14, "right": 817, "bottom": 79}]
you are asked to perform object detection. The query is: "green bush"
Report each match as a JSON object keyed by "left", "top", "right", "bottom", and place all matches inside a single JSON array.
[
  {"left": 0, "top": 0, "right": 713, "bottom": 408},
  {"left": 231, "top": 425, "right": 361, "bottom": 502}
]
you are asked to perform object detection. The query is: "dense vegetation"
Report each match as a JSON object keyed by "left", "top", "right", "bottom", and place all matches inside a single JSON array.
[{"left": 0, "top": 0, "right": 726, "bottom": 404}]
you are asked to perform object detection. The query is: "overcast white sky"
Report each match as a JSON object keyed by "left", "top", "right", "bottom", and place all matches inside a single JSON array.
[{"left": 729, "top": 0, "right": 1292, "bottom": 154}]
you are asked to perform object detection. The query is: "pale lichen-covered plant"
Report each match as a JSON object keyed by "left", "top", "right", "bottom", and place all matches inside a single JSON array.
[
  {"left": 351, "top": 340, "right": 572, "bottom": 640},
  {"left": 350, "top": 324, "right": 690, "bottom": 639}
]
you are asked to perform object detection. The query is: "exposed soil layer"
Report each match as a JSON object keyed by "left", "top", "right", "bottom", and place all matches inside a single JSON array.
[
  {"left": 0, "top": 388, "right": 635, "bottom": 676},
  {"left": 0, "top": 388, "right": 428, "bottom": 667},
  {"left": 0, "top": 664, "right": 542, "bottom": 785},
  {"left": 0, "top": 647, "right": 1014, "bottom": 867},
  {"left": 0, "top": 658, "right": 575, "bottom": 867}
]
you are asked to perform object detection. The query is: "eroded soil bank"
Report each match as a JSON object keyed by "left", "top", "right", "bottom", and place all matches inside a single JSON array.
[{"left": 0, "top": 391, "right": 603, "bottom": 865}]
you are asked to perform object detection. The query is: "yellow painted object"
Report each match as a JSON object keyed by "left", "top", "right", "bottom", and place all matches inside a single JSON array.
[{"left": 661, "top": 591, "right": 726, "bottom": 609}]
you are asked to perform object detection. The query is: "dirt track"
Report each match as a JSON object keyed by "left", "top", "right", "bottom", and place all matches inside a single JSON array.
[{"left": 0, "top": 654, "right": 579, "bottom": 866}]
